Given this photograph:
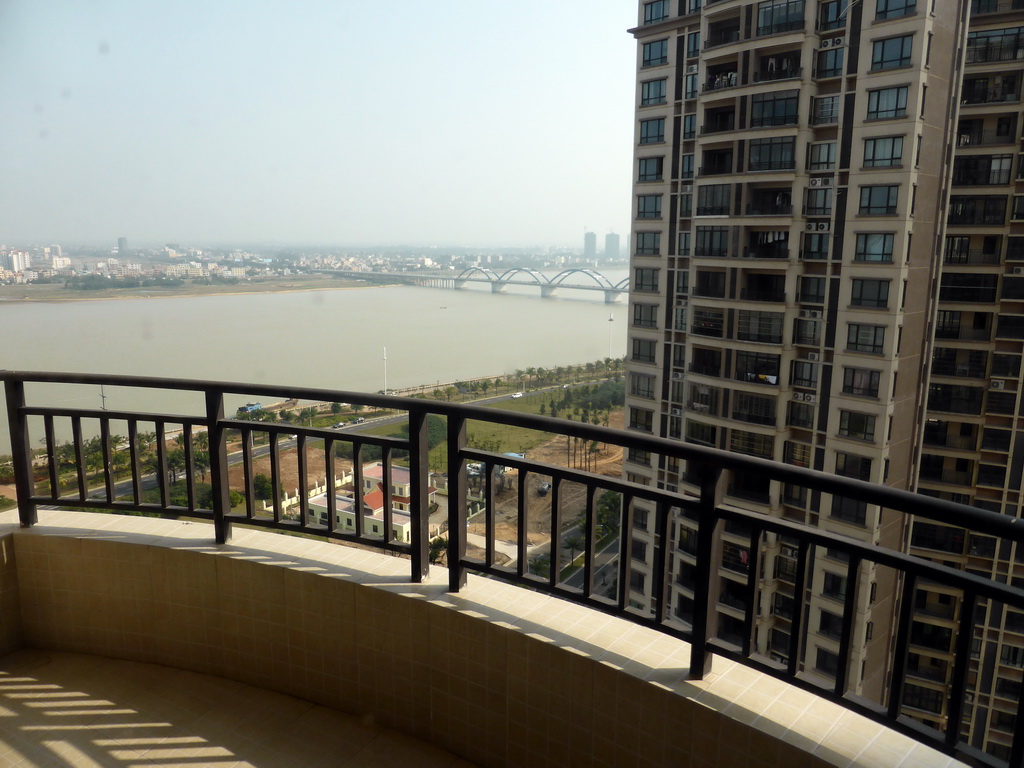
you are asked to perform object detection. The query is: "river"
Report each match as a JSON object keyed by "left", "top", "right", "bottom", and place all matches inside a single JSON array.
[{"left": 0, "top": 277, "right": 628, "bottom": 452}]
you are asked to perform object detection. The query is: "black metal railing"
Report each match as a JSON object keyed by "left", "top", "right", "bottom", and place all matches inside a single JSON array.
[{"left": 4, "top": 370, "right": 1024, "bottom": 767}]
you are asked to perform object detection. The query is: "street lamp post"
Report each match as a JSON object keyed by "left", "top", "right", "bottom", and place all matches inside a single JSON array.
[
  {"left": 382, "top": 347, "right": 388, "bottom": 396},
  {"left": 607, "top": 313, "right": 614, "bottom": 359}
]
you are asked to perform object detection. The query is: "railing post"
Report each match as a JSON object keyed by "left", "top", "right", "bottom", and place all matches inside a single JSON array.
[
  {"left": 689, "top": 463, "right": 723, "bottom": 680},
  {"left": 446, "top": 413, "right": 467, "bottom": 591},
  {"left": 205, "top": 390, "right": 232, "bottom": 544},
  {"left": 4, "top": 379, "right": 37, "bottom": 528},
  {"left": 407, "top": 409, "right": 430, "bottom": 582}
]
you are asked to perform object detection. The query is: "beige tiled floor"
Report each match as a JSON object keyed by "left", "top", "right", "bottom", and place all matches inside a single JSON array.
[{"left": 0, "top": 650, "right": 476, "bottom": 768}]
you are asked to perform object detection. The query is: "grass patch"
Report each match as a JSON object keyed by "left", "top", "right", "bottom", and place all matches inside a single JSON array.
[{"left": 0, "top": 496, "right": 15, "bottom": 512}]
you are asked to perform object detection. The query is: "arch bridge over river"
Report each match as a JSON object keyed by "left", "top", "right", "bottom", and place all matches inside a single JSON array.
[{"left": 321, "top": 268, "right": 629, "bottom": 303}]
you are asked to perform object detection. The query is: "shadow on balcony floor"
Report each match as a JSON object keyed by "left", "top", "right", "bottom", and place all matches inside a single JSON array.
[{"left": 0, "top": 649, "right": 475, "bottom": 768}]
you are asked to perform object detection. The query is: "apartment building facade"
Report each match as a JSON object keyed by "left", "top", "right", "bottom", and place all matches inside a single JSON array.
[{"left": 622, "top": 0, "right": 1024, "bottom": 759}]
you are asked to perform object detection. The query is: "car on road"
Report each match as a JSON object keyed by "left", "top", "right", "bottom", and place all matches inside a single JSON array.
[
  {"left": 353, "top": 416, "right": 366, "bottom": 423},
  {"left": 537, "top": 481, "right": 552, "bottom": 496},
  {"left": 511, "top": 392, "right": 523, "bottom": 398}
]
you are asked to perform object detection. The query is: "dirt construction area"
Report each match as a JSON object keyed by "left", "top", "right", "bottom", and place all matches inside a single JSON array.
[{"left": 467, "top": 410, "right": 624, "bottom": 549}]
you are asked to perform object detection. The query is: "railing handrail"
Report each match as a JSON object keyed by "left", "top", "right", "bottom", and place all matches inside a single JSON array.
[{"left": 5, "top": 369, "right": 1024, "bottom": 766}]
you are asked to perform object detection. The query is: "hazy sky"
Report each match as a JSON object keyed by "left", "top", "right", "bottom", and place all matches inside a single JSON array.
[{"left": 0, "top": 1, "right": 637, "bottom": 248}]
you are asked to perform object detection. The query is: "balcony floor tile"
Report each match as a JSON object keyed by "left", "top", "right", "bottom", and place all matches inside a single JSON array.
[{"left": 0, "top": 649, "right": 475, "bottom": 768}]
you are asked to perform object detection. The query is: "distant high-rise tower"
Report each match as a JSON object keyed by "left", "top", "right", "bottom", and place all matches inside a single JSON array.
[
  {"left": 583, "top": 231, "right": 597, "bottom": 259},
  {"left": 604, "top": 232, "right": 620, "bottom": 259},
  {"left": 118, "top": 237, "right": 128, "bottom": 256}
]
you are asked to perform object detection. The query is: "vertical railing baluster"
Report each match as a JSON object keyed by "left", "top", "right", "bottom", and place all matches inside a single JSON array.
[
  {"left": 1010, "top": 654, "right": 1024, "bottom": 768},
  {"left": 834, "top": 554, "right": 863, "bottom": 696},
  {"left": 786, "top": 539, "right": 811, "bottom": 679},
  {"left": 128, "top": 420, "right": 141, "bottom": 505},
  {"left": 353, "top": 445, "right": 364, "bottom": 538},
  {"left": 44, "top": 415, "right": 57, "bottom": 501},
  {"left": 580, "top": 483, "right": 597, "bottom": 599},
  {"left": 297, "top": 434, "right": 309, "bottom": 527},
  {"left": 548, "top": 478, "right": 562, "bottom": 588},
  {"left": 100, "top": 418, "right": 114, "bottom": 503},
  {"left": 617, "top": 494, "right": 635, "bottom": 612},
  {"left": 740, "top": 525, "right": 763, "bottom": 657},
  {"left": 407, "top": 410, "right": 429, "bottom": 581},
  {"left": 183, "top": 424, "right": 195, "bottom": 512},
  {"left": 4, "top": 379, "right": 37, "bottom": 527},
  {"left": 382, "top": 447, "right": 393, "bottom": 543},
  {"left": 887, "top": 573, "right": 918, "bottom": 720},
  {"left": 241, "top": 426, "right": 254, "bottom": 517},
  {"left": 155, "top": 422, "right": 168, "bottom": 508},
  {"left": 446, "top": 414, "right": 467, "bottom": 591},
  {"left": 516, "top": 468, "right": 527, "bottom": 579},
  {"left": 325, "top": 438, "right": 337, "bottom": 533},
  {"left": 653, "top": 499, "right": 672, "bottom": 626},
  {"left": 945, "top": 590, "right": 977, "bottom": 750},
  {"left": 204, "top": 390, "right": 231, "bottom": 544},
  {"left": 484, "top": 463, "right": 495, "bottom": 568},
  {"left": 72, "top": 417, "right": 86, "bottom": 501},
  {"left": 269, "top": 433, "right": 281, "bottom": 523},
  {"left": 690, "top": 465, "right": 724, "bottom": 680}
]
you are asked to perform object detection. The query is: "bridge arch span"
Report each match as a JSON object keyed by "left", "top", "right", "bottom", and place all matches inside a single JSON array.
[
  {"left": 495, "top": 267, "right": 549, "bottom": 285},
  {"left": 613, "top": 277, "right": 630, "bottom": 291},
  {"left": 550, "top": 269, "right": 614, "bottom": 289},
  {"left": 455, "top": 267, "right": 501, "bottom": 281}
]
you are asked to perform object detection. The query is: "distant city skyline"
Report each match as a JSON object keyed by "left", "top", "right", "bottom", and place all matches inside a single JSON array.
[{"left": 0, "top": 1, "right": 635, "bottom": 247}]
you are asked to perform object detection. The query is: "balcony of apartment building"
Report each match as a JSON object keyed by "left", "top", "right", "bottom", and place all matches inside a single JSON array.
[
  {"left": 753, "top": 50, "right": 802, "bottom": 83},
  {"left": 744, "top": 230, "right": 790, "bottom": 260},
  {"left": 951, "top": 155, "right": 1015, "bottom": 187},
  {"left": 970, "top": 0, "right": 1024, "bottom": 16},
  {"left": 746, "top": 188, "right": 794, "bottom": 217},
  {"left": 699, "top": 146, "right": 736, "bottom": 177},
  {"left": 965, "top": 30, "right": 1024, "bottom": 67},
  {"left": 938, "top": 274, "right": 1000, "bottom": 305},
  {"left": 944, "top": 235, "right": 1003, "bottom": 266},
  {"left": 960, "top": 74, "right": 1022, "bottom": 108},
  {"left": 700, "top": 104, "right": 738, "bottom": 136},
  {"left": 5, "top": 371, "right": 1024, "bottom": 768},
  {"left": 919, "top": 455, "right": 976, "bottom": 488},
  {"left": 947, "top": 196, "right": 1008, "bottom": 227},
  {"left": 703, "top": 62, "right": 739, "bottom": 94},
  {"left": 704, "top": 16, "right": 741, "bottom": 50},
  {"left": 956, "top": 116, "right": 1020, "bottom": 148},
  {"left": 923, "top": 420, "right": 980, "bottom": 452},
  {"left": 930, "top": 349, "right": 990, "bottom": 382},
  {"left": 740, "top": 272, "right": 787, "bottom": 303},
  {"left": 934, "top": 310, "right": 993, "bottom": 342}
]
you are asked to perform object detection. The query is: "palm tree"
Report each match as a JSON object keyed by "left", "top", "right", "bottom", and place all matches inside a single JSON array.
[{"left": 563, "top": 535, "right": 584, "bottom": 565}]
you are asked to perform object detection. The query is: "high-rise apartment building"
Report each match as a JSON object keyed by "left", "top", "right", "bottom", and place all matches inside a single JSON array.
[
  {"left": 624, "top": 1, "right": 1024, "bottom": 760},
  {"left": 606, "top": 232, "right": 622, "bottom": 259},
  {"left": 118, "top": 236, "right": 129, "bottom": 256},
  {"left": 584, "top": 230, "right": 598, "bottom": 259}
]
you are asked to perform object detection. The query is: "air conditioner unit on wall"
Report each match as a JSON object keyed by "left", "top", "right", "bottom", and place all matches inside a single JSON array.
[
  {"left": 672, "top": 371, "right": 684, "bottom": 380},
  {"left": 681, "top": 184, "right": 693, "bottom": 193},
  {"left": 992, "top": 379, "right": 1006, "bottom": 390},
  {"left": 671, "top": 408, "right": 683, "bottom": 416},
  {"left": 817, "top": 222, "right": 830, "bottom": 231},
  {"left": 807, "top": 352, "right": 820, "bottom": 362},
  {"left": 799, "top": 309, "right": 823, "bottom": 320},
  {"left": 687, "top": 64, "right": 698, "bottom": 74},
  {"left": 1013, "top": 267, "right": 1024, "bottom": 275}
]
